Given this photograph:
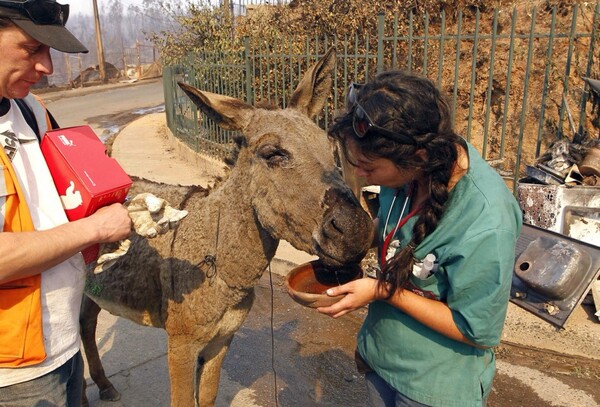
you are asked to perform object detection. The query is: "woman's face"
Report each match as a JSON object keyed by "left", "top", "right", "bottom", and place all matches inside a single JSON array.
[{"left": 347, "top": 138, "right": 420, "bottom": 189}]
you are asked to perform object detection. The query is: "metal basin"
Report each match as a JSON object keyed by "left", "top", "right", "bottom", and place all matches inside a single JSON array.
[
  {"left": 511, "top": 224, "right": 600, "bottom": 328},
  {"left": 515, "top": 236, "right": 592, "bottom": 300}
]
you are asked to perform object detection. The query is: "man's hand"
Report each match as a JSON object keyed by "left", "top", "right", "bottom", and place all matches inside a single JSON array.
[
  {"left": 93, "top": 193, "right": 188, "bottom": 274},
  {"left": 88, "top": 203, "right": 132, "bottom": 243}
]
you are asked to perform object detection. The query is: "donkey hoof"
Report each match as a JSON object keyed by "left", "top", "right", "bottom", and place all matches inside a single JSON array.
[{"left": 99, "top": 385, "right": 121, "bottom": 401}]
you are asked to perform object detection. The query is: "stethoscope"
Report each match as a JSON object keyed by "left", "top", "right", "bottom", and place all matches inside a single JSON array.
[{"left": 380, "top": 182, "right": 422, "bottom": 267}]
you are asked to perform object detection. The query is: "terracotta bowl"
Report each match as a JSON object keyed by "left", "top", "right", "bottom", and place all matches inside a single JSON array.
[{"left": 285, "top": 260, "right": 363, "bottom": 308}]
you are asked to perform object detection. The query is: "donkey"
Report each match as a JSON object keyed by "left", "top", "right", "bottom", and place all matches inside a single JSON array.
[{"left": 80, "top": 48, "right": 374, "bottom": 407}]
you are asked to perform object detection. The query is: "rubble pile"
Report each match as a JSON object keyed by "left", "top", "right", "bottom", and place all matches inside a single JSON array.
[
  {"left": 527, "top": 77, "right": 600, "bottom": 187},
  {"left": 529, "top": 138, "right": 600, "bottom": 186}
]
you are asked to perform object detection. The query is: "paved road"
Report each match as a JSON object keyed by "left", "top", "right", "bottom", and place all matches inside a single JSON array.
[{"left": 42, "top": 79, "right": 165, "bottom": 138}]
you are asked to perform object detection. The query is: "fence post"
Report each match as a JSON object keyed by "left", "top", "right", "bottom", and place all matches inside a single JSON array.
[
  {"left": 163, "top": 66, "right": 174, "bottom": 130},
  {"left": 245, "top": 37, "right": 252, "bottom": 104},
  {"left": 513, "top": 7, "right": 538, "bottom": 194},
  {"left": 78, "top": 55, "right": 83, "bottom": 88},
  {"left": 377, "top": 12, "right": 385, "bottom": 74},
  {"left": 64, "top": 53, "right": 71, "bottom": 84},
  {"left": 136, "top": 40, "right": 142, "bottom": 78},
  {"left": 578, "top": 2, "right": 600, "bottom": 137}
]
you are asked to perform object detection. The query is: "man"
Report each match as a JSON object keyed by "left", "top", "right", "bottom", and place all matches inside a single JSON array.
[{"left": 0, "top": 1, "right": 132, "bottom": 405}]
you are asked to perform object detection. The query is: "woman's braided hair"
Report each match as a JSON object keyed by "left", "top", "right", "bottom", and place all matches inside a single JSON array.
[{"left": 328, "top": 70, "right": 466, "bottom": 297}]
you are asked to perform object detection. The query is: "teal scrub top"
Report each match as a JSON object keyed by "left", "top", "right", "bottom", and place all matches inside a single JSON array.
[{"left": 357, "top": 142, "right": 522, "bottom": 407}]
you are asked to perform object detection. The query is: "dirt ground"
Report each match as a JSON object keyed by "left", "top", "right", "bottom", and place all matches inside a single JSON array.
[
  {"left": 105, "top": 112, "right": 600, "bottom": 406},
  {"left": 491, "top": 342, "right": 600, "bottom": 406},
  {"left": 228, "top": 272, "right": 600, "bottom": 407}
]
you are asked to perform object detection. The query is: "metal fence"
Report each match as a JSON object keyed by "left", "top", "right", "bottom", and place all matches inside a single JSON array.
[{"left": 164, "top": 3, "right": 600, "bottom": 190}]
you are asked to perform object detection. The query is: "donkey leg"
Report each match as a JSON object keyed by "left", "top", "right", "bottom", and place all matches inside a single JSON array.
[
  {"left": 167, "top": 335, "right": 201, "bottom": 407},
  {"left": 197, "top": 336, "right": 234, "bottom": 407},
  {"left": 79, "top": 295, "right": 121, "bottom": 402}
]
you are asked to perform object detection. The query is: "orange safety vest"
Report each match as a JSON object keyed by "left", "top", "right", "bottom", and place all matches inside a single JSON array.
[{"left": 0, "top": 96, "right": 53, "bottom": 367}]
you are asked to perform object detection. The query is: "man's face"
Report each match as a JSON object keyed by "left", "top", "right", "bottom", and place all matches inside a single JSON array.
[{"left": 0, "top": 23, "right": 53, "bottom": 99}]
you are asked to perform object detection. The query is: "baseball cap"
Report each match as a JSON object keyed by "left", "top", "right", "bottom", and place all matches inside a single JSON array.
[{"left": 0, "top": 0, "right": 88, "bottom": 53}]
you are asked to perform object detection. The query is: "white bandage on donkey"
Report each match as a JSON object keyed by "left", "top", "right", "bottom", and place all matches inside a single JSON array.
[
  {"left": 94, "top": 193, "right": 189, "bottom": 273},
  {"left": 127, "top": 193, "right": 188, "bottom": 238}
]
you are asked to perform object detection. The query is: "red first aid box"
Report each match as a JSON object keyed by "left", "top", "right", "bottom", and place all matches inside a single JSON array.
[{"left": 41, "top": 125, "right": 132, "bottom": 263}]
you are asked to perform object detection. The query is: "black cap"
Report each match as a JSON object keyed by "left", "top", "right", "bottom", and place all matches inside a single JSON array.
[{"left": 0, "top": 2, "right": 88, "bottom": 53}]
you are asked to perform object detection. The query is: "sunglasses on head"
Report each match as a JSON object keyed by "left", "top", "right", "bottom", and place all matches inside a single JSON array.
[
  {"left": 0, "top": 0, "right": 69, "bottom": 25},
  {"left": 345, "top": 82, "right": 362, "bottom": 111},
  {"left": 345, "top": 83, "right": 417, "bottom": 145}
]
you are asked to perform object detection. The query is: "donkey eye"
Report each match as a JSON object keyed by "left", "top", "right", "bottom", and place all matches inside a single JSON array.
[{"left": 257, "top": 145, "right": 290, "bottom": 168}]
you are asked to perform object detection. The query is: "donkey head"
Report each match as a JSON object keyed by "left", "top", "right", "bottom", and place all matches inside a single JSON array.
[{"left": 178, "top": 49, "right": 373, "bottom": 266}]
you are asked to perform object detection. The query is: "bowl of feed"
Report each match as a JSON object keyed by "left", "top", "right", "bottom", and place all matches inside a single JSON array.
[{"left": 285, "top": 259, "right": 363, "bottom": 308}]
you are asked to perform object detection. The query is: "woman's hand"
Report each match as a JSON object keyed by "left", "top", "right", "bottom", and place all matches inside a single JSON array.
[{"left": 317, "top": 277, "right": 387, "bottom": 318}]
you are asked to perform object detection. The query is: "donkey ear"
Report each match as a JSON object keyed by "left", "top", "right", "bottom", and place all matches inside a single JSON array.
[
  {"left": 178, "top": 82, "right": 254, "bottom": 131},
  {"left": 287, "top": 47, "right": 336, "bottom": 119}
]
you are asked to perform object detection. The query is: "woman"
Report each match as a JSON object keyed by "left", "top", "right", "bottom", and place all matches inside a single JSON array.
[{"left": 319, "top": 70, "right": 522, "bottom": 407}]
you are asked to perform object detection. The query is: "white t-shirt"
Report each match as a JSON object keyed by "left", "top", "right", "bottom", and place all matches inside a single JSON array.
[{"left": 0, "top": 99, "right": 85, "bottom": 387}]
